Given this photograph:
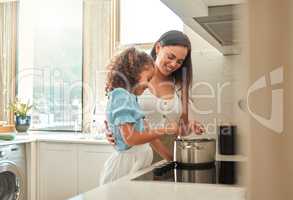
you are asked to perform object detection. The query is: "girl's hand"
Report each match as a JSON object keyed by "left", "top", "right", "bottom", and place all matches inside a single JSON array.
[
  {"left": 189, "top": 120, "right": 205, "bottom": 135},
  {"left": 104, "top": 120, "right": 116, "bottom": 145}
]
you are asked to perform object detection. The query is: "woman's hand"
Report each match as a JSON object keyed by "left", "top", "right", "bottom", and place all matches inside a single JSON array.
[
  {"left": 188, "top": 120, "right": 205, "bottom": 135},
  {"left": 104, "top": 120, "right": 115, "bottom": 145}
]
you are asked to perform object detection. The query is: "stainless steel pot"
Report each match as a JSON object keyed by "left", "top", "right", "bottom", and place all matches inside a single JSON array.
[
  {"left": 174, "top": 138, "right": 216, "bottom": 164},
  {"left": 176, "top": 167, "right": 216, "bottom": 183}
]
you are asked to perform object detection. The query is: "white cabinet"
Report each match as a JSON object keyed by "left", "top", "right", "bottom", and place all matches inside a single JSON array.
[
  {"left": 78, "top": 144, "right": 112, "bottom": 193},
  {"left": 39, "top": 143, "right": 78, "bottom": 200},
  {"left": 38, "top": 142, "right": 113, "bottom": 200}
]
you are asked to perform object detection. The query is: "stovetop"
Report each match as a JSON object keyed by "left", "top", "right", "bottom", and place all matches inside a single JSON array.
[{"left": 132, "top": 161, "right": 237, "bottom": 185}]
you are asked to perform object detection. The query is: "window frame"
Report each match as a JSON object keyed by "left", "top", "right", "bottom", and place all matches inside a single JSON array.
[{"left": 112, "top": 0, "right": 155, "bottom": 53}]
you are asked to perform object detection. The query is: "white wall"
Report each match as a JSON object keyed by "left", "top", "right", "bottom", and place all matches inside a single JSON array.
[
  {"left": 184, "top": 25, "right": 249, "bottom": 147},
  {"left": 184, "top": 24, "right": 249, "bottom": 186},
  {"left": 185, "top": 25, "right": 233, "bottom": 130}
]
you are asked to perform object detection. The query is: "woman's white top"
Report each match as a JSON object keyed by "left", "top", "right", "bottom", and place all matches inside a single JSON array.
[
  {"left": 137, "top": 89, "right": 203, "bottom": 140},
  {"left": 137, "top": 89, "right": 181, "bottom": 129}
]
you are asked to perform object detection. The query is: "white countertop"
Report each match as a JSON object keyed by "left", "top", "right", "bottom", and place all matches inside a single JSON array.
[
  {"left": 0, "top": 132, "right": 247, "bottom": 161},
  {"left": 0, "top": 131, "right": 217, "bottom": 146},
  {"left": 68, "top": 161, "right": 246, "bottom": 200},
  {"left": 0, "top": 135, "right": 35, "bottom": 146},
  {"left": 0, "top": 132, "right": 109, "bottom": 146}
]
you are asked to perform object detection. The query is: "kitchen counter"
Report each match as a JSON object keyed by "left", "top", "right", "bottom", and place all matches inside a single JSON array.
[
  {"left": 0, "top": 137, "right": 35, "bottom": 146},
  {"left": 0, "top": 132, "right": 218, "bottom": 147},
  {"left": 0, "top": 134, "right": 35, "bottom": 146},
  {"left": 34, "top": 132, "right": 109, "bottom": 144},
  {"left": 0, "top": 132, "right": 246, "bottom": 161},
  {"left": 0, "top": 132, "right": 109, "bottom": 146},
  {"left": 69, "top": 161, "right": 246, "bottom": 200}
]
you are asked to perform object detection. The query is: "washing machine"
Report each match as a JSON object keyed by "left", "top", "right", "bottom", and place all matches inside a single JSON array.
[{"left": 0, "top": 144, "right": 27, "bottom": 200}]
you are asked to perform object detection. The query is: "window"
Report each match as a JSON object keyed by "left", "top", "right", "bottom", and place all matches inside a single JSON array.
[
  {"left": 17, "top": 0, "right": 83, "bottom": 131},
  {"left": 117, "top": 0, "right": 183, "bottom": 49},
  {"left": 15, "top": 0, "right": 178, "bottom": 132}
]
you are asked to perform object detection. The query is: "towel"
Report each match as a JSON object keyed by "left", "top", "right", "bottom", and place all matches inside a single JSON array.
[{"left": 0, "top": 133, "right": 16, "bottom": 141}]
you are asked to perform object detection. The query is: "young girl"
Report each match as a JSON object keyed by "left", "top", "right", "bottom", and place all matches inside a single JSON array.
[{"left": 100, "top": 47, "right": 179, "bottom": 185}]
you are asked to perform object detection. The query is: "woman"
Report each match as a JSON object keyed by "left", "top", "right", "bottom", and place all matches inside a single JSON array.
[{"left": 106, "top": 30, "right": 204, "bottom": 162}]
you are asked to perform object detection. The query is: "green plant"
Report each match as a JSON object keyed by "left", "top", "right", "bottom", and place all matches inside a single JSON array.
[{"left": 9, "top": 99, "right": 33, "bottom": 118}]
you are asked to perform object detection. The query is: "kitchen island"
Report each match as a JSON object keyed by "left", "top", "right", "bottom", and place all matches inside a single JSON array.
[
  {"left": 69, "top": 161, "right": 246, "bottom": 200},
  {"left": 0, "top": 132, "right": 246, "bottom": 200}
]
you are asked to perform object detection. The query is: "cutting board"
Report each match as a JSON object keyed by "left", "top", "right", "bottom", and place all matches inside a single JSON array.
[{"left": 0, "top": 125, "right": 15, "bottom": 133}]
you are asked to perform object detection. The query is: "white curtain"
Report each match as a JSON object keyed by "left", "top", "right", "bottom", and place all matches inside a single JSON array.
[
  {"left": 82, "top": 0, "right": 112, "bottom": 132},
  {"left": 0, "top": 1, "right": 17, "bottom": 124}
]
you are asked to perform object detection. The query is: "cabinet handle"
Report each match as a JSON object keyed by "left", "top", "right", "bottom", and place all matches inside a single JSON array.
[{"left": 11, "top": 148, "right": 19, "bottom": 151}]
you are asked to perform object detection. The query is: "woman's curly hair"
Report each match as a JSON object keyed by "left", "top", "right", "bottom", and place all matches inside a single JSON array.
[{"left": 105, "top": 47, "right": 154, "bottom": 94}]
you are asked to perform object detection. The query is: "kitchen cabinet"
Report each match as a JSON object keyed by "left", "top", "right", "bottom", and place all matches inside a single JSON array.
[
  {"left": 78, "top": 144, "right": 113, "bottom": 193},
  {"left": 38, "top": 142, "right": 113, "bottom": 200},
  {"left": 39, "top": 143, "right": 78, "bottom": 200}
]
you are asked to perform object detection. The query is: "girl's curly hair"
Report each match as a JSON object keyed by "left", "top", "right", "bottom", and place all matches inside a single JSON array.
[{"left": 105, "top": 47, "right": 154, "bottom": 94}]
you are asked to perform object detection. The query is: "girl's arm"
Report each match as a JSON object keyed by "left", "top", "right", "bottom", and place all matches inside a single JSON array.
[
  {"left": 150, "top": 139, "right": 173, "bottom": 161},
  {"left": 143, "top": 120, "right": 173, "bottom": 161},
  {"left": 119, "top": 123, "right": 177, "bottom": 146}
]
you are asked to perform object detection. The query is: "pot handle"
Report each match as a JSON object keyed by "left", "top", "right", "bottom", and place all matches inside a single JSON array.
[{"left": 183, "top": 145, "right": 204, "bottom": 150}]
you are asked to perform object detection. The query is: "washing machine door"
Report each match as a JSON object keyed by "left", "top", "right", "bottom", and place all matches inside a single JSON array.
[{"left": 0, "top": 161, "right": 24, "bottom": 200}]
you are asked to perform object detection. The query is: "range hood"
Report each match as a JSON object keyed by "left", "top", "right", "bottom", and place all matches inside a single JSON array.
[{"left": 160, "top": 0, "right": 243, "bottom": 55}]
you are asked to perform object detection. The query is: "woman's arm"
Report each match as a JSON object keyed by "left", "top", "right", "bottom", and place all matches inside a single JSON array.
[
  {"left": 119, "top": 123, "right": 178, "bottom": 146},
  {"left": 150, "top": 139, "right": 173, "bottom": 161},
  {"left": 185, "top": 98, "right": 205, "bottom": 135},
  {"left": 188, "top": 120, "right": 205, "bottom": 135}
]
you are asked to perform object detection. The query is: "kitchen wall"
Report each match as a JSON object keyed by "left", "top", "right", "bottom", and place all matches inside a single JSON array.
[
  {"left": 184, "top": 25, "right": 234, "bottom": 132},
  {"left": 184, "top": 23, "right": 249, "bottom": 186},
  {"left": 184, "top": 24, "right": 249, "bottom": 152}
]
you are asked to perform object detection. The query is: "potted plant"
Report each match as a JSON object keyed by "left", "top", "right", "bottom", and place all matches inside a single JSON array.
[{"left": 9, "top": 99, "right": 33, "bottom": 132}]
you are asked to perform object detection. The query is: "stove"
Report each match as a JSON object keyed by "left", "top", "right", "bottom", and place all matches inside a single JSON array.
[{"left": 132, "top": 161, "right": 236, "bottom": 185}]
